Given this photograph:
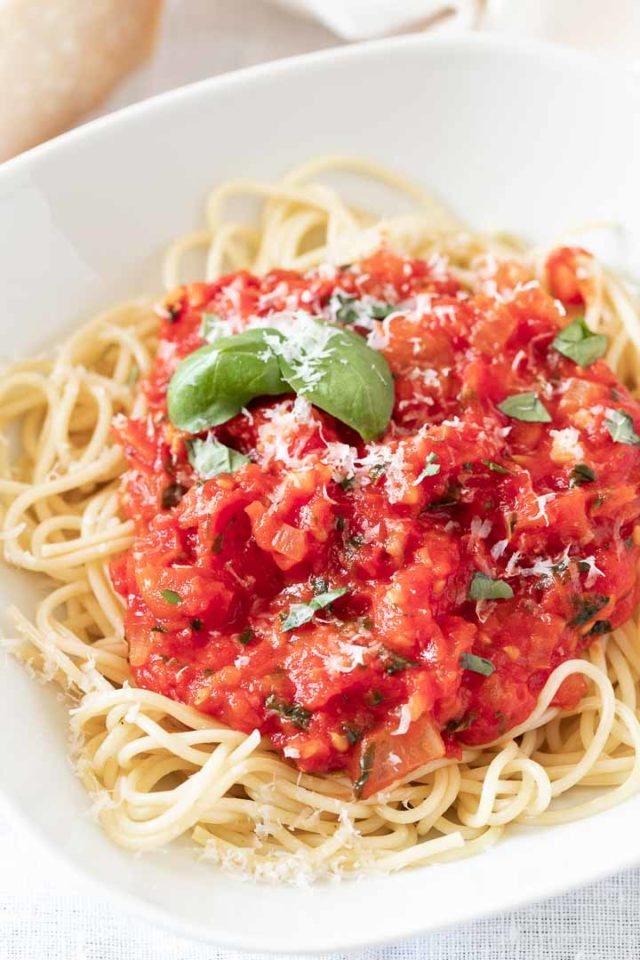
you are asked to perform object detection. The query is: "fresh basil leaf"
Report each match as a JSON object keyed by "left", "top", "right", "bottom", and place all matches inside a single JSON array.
[
  {"left": 571, "top": 463, "right": 596, "bottom": 486},
  {"left": 414, "top": 452, "right": 440, "bottom": 484},
  {"left": 481, "top": 459, "right": 511, "bottom": 475},
  {"left": 498, "top": 392, "right": 551, "bottom": 423},
  {"left": 468, "top": 573, "right": 513, "bottom": 600},
  {"left": 161, "top": 589, "right": 182, "bottom": 605},
  {"left": 586, "top": 619, "right": 611, "bottom": 637},
  {"left": 281, "top": 586, "right": 349, "bottom": 632},
  {"left": 605, "top": 409, "right": 640, "bottom": 446},
  {"left": 460, "top": 652, "right": 496, "bottom": 677},
  {"left": 569, "top": 595, "right": 609, "bottom": 627},
  {"left": 187, "top": 436, "right": 250, "bottom": 480},
  {"left": 552, "top": 316, "right": 607, "bottom": 367},
  {"left": 200, "top": 312, "right": 223, "bottom": 343},
  {"left": 275, "top": 317, "right": 393, "bottom": 442},
  {"left": 167, "top": 328, "right": 289, "bottom": 433},
  {"left": 265, "top": 695, "right": 312, "bottom": 730}
]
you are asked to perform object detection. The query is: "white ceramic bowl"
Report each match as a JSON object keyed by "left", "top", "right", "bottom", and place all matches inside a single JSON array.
[{"left": 1, "top": 34, "right": 639, "bottom": 954}]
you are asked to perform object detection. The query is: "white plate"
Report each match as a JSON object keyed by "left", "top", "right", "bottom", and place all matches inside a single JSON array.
[{"left": 1, "top": 34, "right": 639, "bottom": 954}]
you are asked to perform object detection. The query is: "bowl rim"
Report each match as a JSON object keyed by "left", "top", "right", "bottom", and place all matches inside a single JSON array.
[{"left": 1, "top": 30, "right": 640, "bottom": 954}]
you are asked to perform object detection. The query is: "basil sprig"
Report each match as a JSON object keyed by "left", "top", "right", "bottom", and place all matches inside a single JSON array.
[
  {"left": 187, "top": 436, "right": 250, "bottom": 479},
  {"left": 281, "top": 586, "right": 348, "bottom": 632},
  {"left": 168, "top": 316, "right": 394, "bottom": 442},
  {"left": 498, "top": 392, "right": 551, "bottom": 423},
  {"left": 468, "top": 573, "right": 514, "bottom": 600},
  {"left": 168, "top": 328, "right": 288, "bottom": 434},
  {"left": 605, "top": 409, "right": 640, "bottom": 446},
  {"left": 552, "top": 316, "right": 607, "bottom": 368}
]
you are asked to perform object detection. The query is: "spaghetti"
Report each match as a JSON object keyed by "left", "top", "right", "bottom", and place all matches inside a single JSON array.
[{"left": 2, "top": 156, "right": 640, "bottom": 882}]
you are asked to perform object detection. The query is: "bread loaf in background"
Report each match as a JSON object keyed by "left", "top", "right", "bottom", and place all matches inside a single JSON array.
[{"left": 0, "top": 0, "right": 163, "bottom": 162}]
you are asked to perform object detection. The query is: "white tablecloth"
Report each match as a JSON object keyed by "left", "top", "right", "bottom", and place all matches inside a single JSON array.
[{"left": 2, "top": 1, "right": 639, "bottom": 957}]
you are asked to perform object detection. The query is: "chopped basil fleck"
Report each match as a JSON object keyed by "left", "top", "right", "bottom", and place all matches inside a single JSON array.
[
  {"left": 190, "top": 618, "right": 203, "bottom": 631},
  {"left": 281, "top": 587, "right": 349, "bottom": 632},
  {"left": 605, "top": 409, "right": 640, "bottom": 446},
  {"left": 414, "top": 452, "right": 440, "bottom": 484},
  {"left": 187, "top": 436, "right": 251, "bottom": 480},
  {"left": 569, "top": 595, "right": 609, "bottom": 627},
  {"left": 353, "top": 743, "right": 376, "bottom": 798},
  {"left": 265, "top": 695, "right": 312, "bottom": 730},
  {"left": 445, "top": 711, "right": 477, "bottom": 733},
  {"left": 571, "top": 463, "right": 596, "bottom": 486},
  {"left": 498, "top": 392, "right": 551, "bottom": 423},
  {"left": 460, "top": 652, "right": 496, "bottom": 677},
  {"left": 237, "top": 628, "right": 254, "bottom": 646},
  {"left": 586, "top": 619, "right": 612, "bottom": 637},
  {"left": 161, "top": 589, "right": 182, "bottom": 605},
  {"left": 481, "top": 459, "right": 511, "bottom": 475},
  {"left": 161, "top": 482, "right": 187, "bottom": 510},
  {"left": 342, "top": 724, "right": 362, "bottom": 746},
  {"left": 212, "top": 533, "right": 224, "bottom": 553},
  {"left": 468, "top": 573, "right": 514, "bottom": 601},
  {"left": 381, "top": 648, "right": 420, "bottom": 675},
  {"left": 552, "top": 316, "right": 607, "bottom": 367}
]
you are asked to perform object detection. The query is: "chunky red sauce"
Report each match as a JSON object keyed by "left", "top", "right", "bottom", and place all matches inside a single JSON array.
[{"left": 111, "top": 247, "right": 640, "bottom": 798}]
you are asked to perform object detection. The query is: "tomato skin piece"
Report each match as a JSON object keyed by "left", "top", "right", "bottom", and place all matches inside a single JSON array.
[
  {"left": 111, "top": 249, "right": 640, "bottom": 792},
  {"left": 348, "top": 712, "right": 445, "bottom": 800}
]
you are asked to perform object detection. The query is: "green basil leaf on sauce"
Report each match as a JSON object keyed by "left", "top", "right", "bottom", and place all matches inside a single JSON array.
[
  {"left": 460, "top": 652, "right": 496, "bottom": 677},
  {"left": 498, "top": 392, "right": 551, "bottom": 423},
  {"left": 605, "top": 409, "right": 640, "bottom": 446},
  {"left": 552, "top": 316, "right": 607, "bottom": 367},
  {"left": 571, "top": 463, "right": 596, "bottom": 486},
  {"left": 414, "top": 452, "right": 440, "bottom": 484},
  {"left": 481, "top": 459, "right": 511, "bottom": 475},
  {"left": 161, "top": 589, "right": 182, "bottom": 605},
  {"left": 468, "top": 573, "right": 514, "bottom": 601},
  {"left": 281, "top": 586, "right": 349, "bottom": 632},
  {"left": 168, "top": 328, "right": 289, "bottom": 433},
  {"left": 200, "top": 312, "right": 224, "bottom": 343},
  {"left": 274, "top": 318, "right": 394, "bottom": 442},
  {"left": 187, "top": 436, "right": 250, "bottom": 479},
  {"left": 265, "top": 695, "right": 312, "bottom": 730}
]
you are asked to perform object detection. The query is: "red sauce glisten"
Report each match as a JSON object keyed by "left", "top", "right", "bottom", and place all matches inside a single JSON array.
[{"left": 111, "top": 248, "right": 640, "bottom": 798}]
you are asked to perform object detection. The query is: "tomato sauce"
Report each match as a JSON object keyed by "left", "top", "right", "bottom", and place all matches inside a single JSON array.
[{"left": 111, "top": 248, "right": 640, "bottom": 798}]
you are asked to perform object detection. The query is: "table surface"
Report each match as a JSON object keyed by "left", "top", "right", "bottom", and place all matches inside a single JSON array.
[{"left": 1, "top": 2, "right": 639, "bottom": 957}]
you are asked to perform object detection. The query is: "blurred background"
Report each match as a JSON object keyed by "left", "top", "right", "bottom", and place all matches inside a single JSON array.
[{"left": 2, "top": 0, "right": 639, "bottom": 163}]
